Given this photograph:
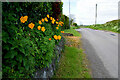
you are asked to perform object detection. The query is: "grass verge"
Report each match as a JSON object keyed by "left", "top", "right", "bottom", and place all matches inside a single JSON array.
[
  {"left": 84, "top": 19, "right": 120, "bottom": 33},
  {"left": 64, "top": 28, "right": 81, "bottom": 37},
  {"left": 53, "top": 46, "right": 91, "bottom": 78},
  {"left": 71, "top": 26, "right": 81, "bottom": 29},
  {"left": 52, "top": 29, "right": 91, "bottom": 78}
]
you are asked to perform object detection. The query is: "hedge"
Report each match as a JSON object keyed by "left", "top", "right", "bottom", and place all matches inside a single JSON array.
[
  {"left": 2, "top": 2, "right": 64, "bottom": 78},
  {"left": 60, "top": 15, "right": 70, "bottom": 30}
]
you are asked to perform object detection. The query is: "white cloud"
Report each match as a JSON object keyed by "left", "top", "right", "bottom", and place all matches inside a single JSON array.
[{"left": 62, "top": 0, "right": 119, "bottom": 25}]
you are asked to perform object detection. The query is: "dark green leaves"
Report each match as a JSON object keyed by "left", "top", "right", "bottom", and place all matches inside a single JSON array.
[
  {"left": 2, "top": 2, "right": 63, "bottom": 78},
  {"left": 4, "top": 50, "right": 17, "bottom": 59}
]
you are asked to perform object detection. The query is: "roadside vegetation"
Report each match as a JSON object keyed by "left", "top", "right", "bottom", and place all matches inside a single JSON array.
[
  {"left": 71, "top": 25, "right": 81, "bottom": 29},
  {"left": 53, "top": 28, "right": 91, "bottom": 78},
  {"left": 64, "top": 28, "right": 81, "bottom": 37},
  {"left": 2, "top": 2, "right": 65, "bottom": 78},
  {"left": 84, "top": 19, "right": 120, "bottom": 33},
  {"left": 71, "top": 22, "right": 81, "bottom": 29}
]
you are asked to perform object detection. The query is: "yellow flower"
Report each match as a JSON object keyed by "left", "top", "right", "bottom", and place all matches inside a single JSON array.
[
  {"left": 59, "top": 21, "right": 63, "bottom": 24},
  {"left": 59, "top": 22, "right": 61, "bottom": 25},
  {"left": 38, "top": 26, "right": 41, "bottom": 30},
  {"left": 41, "top": 27, "right": 45, "bottom": 32},
  {"left": 28, "top": 22, "right": 35, "bottom": 29},
  {"left": 57, "top": 35, "right": 61, "bottom": 40},
  {"left": 56, "top": 27, "right": 59, "bottom": 30},
  {"left": 20, "top": 16, "right": 25, "bottom": 23},
  {"left": 56, "top": 22, "right": 58, "bottom": 24},
  {"left": 61, "top": 31, "right": 64, "bottom": 33},
  {"left": 50, "top": 17, "right": 52, "bottom": 20},
  {"left": 20, "top": 16, "right": 28, "bottom": 23},
  {"left": 52, "top": 18, "right": 55, "bottom": 22},
  {"left": 54, "top": 35, "right": 58, "bottom": 40},
  {"left": 45, "top": 17, "right": 48, "bottom": 22},
  {"left": 52, "top": 20, "right": 55, "bottom": 24},
  {"left": 47, "top": 14, "right": 49, "bottom": 18},
  {"left": 57, "top": 25, "right": 59, "bottom": 27},
  {"left": 24, "top": 16, "right": 28, "bottom": 21},
  {"left": 58, "top": 21, "right": 64, "bottom": 26},
  {"left": 39, "top": 20, "right": 42, "bottom": 25},
  {"left": 42, "top": 18, "right": 44, "bottom": 22}
]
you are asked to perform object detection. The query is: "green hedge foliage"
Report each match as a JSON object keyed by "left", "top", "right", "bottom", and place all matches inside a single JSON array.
[
  {"left": 61, "top": 15, "right": 70, "bottom": 30},
  {"left": 85, "top": 19, "right": 120, "bottom": 33},
  {"left": 52, "top": 2, "right": 63, "bottom": 20},
  {"left": 2, "top": 2, "right": 64, "bottom": 78}
]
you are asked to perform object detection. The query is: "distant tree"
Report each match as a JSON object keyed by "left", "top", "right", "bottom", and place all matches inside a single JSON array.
[
  {"left": 73, "top": 23, "right": 77, "bottom": 26},
  {"left": 70, "top": 19, "right": 73, "bottom": 25},
  {"left": 69, "top": 14, "right": 76, "bottom": 25}
]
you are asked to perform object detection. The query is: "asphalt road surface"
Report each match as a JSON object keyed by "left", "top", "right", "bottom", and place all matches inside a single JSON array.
[{"left": 76, "top": 28, "right": 118, "bottom": 78}]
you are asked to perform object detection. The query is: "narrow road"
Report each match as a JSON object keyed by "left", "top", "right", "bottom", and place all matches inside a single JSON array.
[{"left": 76, "top": 28, "right": 118, "bottom": 78}]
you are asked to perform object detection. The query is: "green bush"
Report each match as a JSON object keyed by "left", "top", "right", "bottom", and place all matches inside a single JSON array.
[
  {"left": 2, "top": 2, "right": 64, "bottom": 78},
  {"left": 73, "top": 23, "right": 77, "bottom": 26},
  {"left": 85, "top": 19, "right": 120, "bottom": 33},
  {"left": 52, "top": 2, "right": 63, "bottom": 20},
  {"left": 60, "top": 15, "right": 70, "bottom": 30}
]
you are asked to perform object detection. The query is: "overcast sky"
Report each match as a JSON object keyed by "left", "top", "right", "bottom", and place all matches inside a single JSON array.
[{"left": 62, "top": 0, "right": 119, "bottom": 25}]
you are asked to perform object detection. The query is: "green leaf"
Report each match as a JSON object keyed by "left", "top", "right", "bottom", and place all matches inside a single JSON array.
[
  {"left": 23, "top": 58, "right": 29, "bottom": 70},
  {"left": 18, "top": 54, "right": 22, "bottom": 63},
  {"left": 4, "top": 50, "right": 17, "bottom": 59},
  {"left": 25, "top": 64, "right": 29, "bottom": 70},
  {"left": 23, "top": 58, "right": 27, "bottom": 67},
  {"left": 11, "top": 61, "right": 17, "bottom": 67},
  {"left": 11, "top": 45, "right": 18, "bottom": 50},
  {"left": 3, "top": 44, "right": 9, "bottom": 50},
  {"left": 19, "top": 47, "right": 25, "bottom": 54},
  {"left": 2, "top": 31, "right": 9, "bottom": 43}
]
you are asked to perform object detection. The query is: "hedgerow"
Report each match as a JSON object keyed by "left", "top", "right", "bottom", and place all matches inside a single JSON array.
[
  {"left": 2, "top": 2, "right": 64, "bottom": 78},
  {"left": 60, "top": 15, "right": 70, "bottom": 30},
  {"left": 85, "top": 19, "right": 120, "bottom": 33}
]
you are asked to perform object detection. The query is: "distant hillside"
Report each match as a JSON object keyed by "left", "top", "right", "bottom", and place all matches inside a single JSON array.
[
  {"left": 85, "top": 19, "right": 120, "bottom": 33},
  {"left": 105, "top": 19, "right": 119, "bottom": 27}
]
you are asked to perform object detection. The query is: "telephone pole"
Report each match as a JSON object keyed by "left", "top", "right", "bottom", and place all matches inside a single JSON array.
[
  {"left": 95, "top": 4, "right": 97, "bottom": 27},
  {"left": 69, "top": 0, "right": 70, "bottom": 28}
]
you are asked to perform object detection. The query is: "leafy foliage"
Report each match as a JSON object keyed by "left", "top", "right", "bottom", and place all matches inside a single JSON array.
[
  {"left": 2, "top": 2, "right": 64, "bottom": 78},
  {"left": 73, "top": 23, "right": 77, "bottom": 26},
  {"left": 60, "top": 15, "right": 70, "bottom": 30},
  {"left": 85, "top": 19, "right": 120, "bottom": 33},
  {"left": 52, "top": 2, "right": 63, "bottom": 20}
]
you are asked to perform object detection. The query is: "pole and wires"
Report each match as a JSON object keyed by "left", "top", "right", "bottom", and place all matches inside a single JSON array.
[
  {"left": 69, "top": 0, "right": 70, "bottom": 28},
  {"left": 95, "top": 4, "right": 97, "bottom": 27}
]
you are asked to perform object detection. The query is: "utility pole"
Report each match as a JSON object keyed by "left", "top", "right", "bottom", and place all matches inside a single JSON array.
[
  {"left": 95, "top": 4, "right": 97, "bottom": 27},
  {"left": 69, "top": 0, "right": 70, "bottom": 28}
]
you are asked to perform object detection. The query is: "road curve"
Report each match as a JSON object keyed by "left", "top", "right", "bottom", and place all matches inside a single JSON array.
[{"left": 75, "top": 28, "right": 118, "bottom": 78}]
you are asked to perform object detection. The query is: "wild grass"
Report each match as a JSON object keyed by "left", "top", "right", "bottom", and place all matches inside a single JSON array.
[
  {"left": 84, "top": 19, "right": 120, "bottom": 33},
  {"left": 64, "top": 28, "right": 81, "bottom": 37},
  {"left": 53, "top": 29, "right": 91, "bottom": 78}
]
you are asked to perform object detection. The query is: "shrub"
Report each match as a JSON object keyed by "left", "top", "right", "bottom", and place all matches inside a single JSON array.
[
  {"left": 85, "top": 19, "right": 120, "bottom": 33},
  {"left": 2, "top": 2, "right": 64, "bottom": 78},
  {"left": 73, "top": 23, "right": 77, "bottom": 26},
  {"left": 52, "top": 2, "right": 63, "bottom": 20},
  {"left": 60, "top": 15, "right": 70, "bottom": 30}
]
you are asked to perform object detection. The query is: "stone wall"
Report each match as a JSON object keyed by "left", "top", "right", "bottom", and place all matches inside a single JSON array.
[{"left": 34, "top": 37, "right": 65, "bottom": 78}]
